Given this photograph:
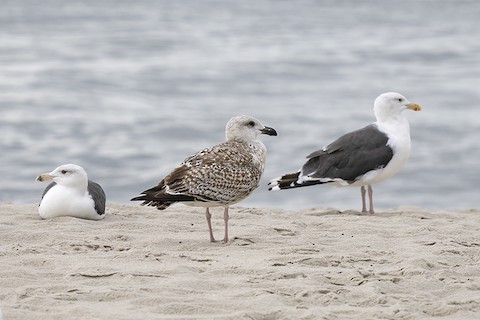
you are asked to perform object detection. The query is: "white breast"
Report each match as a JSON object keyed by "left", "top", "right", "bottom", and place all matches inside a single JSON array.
[
  {"left": 39, "top": 185, "right": 102, "bottom": 220},
  {"left": 369, "top": 118, "right": 411, "bottom": 184}
]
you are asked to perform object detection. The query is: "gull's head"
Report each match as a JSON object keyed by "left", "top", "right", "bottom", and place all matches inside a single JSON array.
[
  {"left": 36, "top": 164, "right": 88, "bottom": 190},
  {"left": 374, "top": 92, "right": 421, "bottom": 121},
  {"left": 225, "top": 115, "right": 277, "bottom": 142}
]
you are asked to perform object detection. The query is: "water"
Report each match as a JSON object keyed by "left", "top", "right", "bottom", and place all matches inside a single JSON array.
[{"left": 1, "top": 0, "right": 479, "bottom": 211}]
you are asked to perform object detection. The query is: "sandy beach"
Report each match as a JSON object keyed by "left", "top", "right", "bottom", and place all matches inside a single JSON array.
[{"left": 0, "top": 203, "right": 479, "bottom": 319}]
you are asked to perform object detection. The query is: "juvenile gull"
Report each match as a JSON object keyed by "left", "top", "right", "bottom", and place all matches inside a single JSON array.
[
  {"left": 269, "top": 92, "right": 421, "bottom": 213},
  {"left": 131, "top": 115, "right": 277, "bottom": 243},
  {"left": 36, "top": 164, "right": 106, "bottom": 220}
]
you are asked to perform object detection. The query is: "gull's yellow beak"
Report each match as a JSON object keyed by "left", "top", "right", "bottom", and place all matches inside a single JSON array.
[
  {"left": 406, "top": 102, "right": 422, "bottom": 111},
  {"left": 36, "top": 173, "right": 53, "bottom": 182}
]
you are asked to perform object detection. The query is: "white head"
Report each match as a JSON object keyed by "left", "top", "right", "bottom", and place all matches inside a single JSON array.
[
  {"left": 374, "top": 92, "right": 421, "bottom": 122},
  {"left": 36, "top": 164, "right": 89, "bottom": 191},
  {"left": 225, "top": 115, "right": 277, "bottom": 142}
]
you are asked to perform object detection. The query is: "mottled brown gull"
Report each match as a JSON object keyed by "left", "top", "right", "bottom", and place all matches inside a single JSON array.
[
  {"left": 36, "top": 164, "right": 106, "bottom": 220},
  {"left": 269, "top": 92, "right": 421, "bottom": 213},
  {"left": 131, "top": 115, "right": 277, "bottom": 243}
]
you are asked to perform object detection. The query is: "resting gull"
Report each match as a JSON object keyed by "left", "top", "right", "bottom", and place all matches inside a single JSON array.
[
  {"left": 131, "top": 115, "right": 277, "bottom": 243},
  {"left": 36, "top": 164, "right": 106, "bottom": 220},
  {"left": 268, "top": 92, "right": 421, "bottom": 213}
]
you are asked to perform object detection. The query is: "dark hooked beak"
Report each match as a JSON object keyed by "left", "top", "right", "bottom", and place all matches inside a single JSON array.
[{"left": 260, "top": 126, "right": 277, "bottom": 136}]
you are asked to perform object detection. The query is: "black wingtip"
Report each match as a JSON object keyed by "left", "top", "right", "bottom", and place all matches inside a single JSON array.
[{"left": 130, "top": 195, "right": 144, "bottom": 202}]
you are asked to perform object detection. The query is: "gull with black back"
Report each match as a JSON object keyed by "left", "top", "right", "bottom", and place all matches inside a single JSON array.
[
  {"left": 269, "top": 92, "right": 421, "bottom": 213},
  {"left": 37, "top": 164, "right": 106, "bottom": 220}
]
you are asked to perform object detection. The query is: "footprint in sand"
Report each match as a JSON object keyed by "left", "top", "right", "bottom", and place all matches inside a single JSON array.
[{"left": 273, "top": 228, "right": 297, "bottom": 236}]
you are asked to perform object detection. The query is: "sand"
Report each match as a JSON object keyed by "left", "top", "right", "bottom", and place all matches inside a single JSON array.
[{"left": 0, "top": 203, "right": 479, "bottom": 320}]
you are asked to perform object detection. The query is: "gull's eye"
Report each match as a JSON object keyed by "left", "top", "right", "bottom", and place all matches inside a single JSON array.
[
  {"left": 398, "top": 98, "right": 403, "bottom": 102},
  {"left": 247, "top": 121, "right": 255, "bottom": 127},
  {"left": 61, "top": 170, "right": 68, "bottom": 174}
]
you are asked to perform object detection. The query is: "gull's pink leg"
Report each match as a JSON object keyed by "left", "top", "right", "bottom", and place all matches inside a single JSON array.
[
  {"left": 368, "top": 185, "right": 375, "bottom": 214},
  {"left": 205, "top": 208, "right": 216, "bottom": 242},
  {"left": 360, "top": 186, "right": 367, "bottom": 212},
  {"left": 222, "top": 207, "right": 229, "bottom": 244}
]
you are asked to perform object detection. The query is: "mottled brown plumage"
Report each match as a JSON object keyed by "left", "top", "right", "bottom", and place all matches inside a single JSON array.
[
  {"left": 134, "top": 141, "right": 266, "bottom": 209},
  {"left": 132, "top": 115, "right": 277, "bottom": 243}
]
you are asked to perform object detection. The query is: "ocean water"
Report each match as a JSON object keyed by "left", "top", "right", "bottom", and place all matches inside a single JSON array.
[{"left": 1, "top": 0, "right": 479, "bottom": 211}]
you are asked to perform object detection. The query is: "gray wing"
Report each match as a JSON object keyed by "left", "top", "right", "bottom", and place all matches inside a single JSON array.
[
  {"left": 301, "top": 124, "right": 394, "bottom": 182},
  {"left": 87, "top": 180, "right": 106, "bottom": 216},
  {"left": 41, "top": 182, "right": 57, "bottom": 199}
]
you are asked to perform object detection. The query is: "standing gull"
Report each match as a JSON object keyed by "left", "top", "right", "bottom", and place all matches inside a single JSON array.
[
  {"left": 36, "top": 164, "right": 106, "bottom": 220},
  {"left": 131, "top": 115, "right": 277, "bottom": 243},
  {"left": 269, "top": 92, "right": 421, "bottom": 213}
]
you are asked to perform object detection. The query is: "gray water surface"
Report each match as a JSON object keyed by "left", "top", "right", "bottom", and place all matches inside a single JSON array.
[{"left": 1, "top": 0, "right": 479, "bottom": 211}]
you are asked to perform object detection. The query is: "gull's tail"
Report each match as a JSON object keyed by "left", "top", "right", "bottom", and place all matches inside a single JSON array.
[{"left": 268, "top": 172, "right": 324, "bottom": 190}]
